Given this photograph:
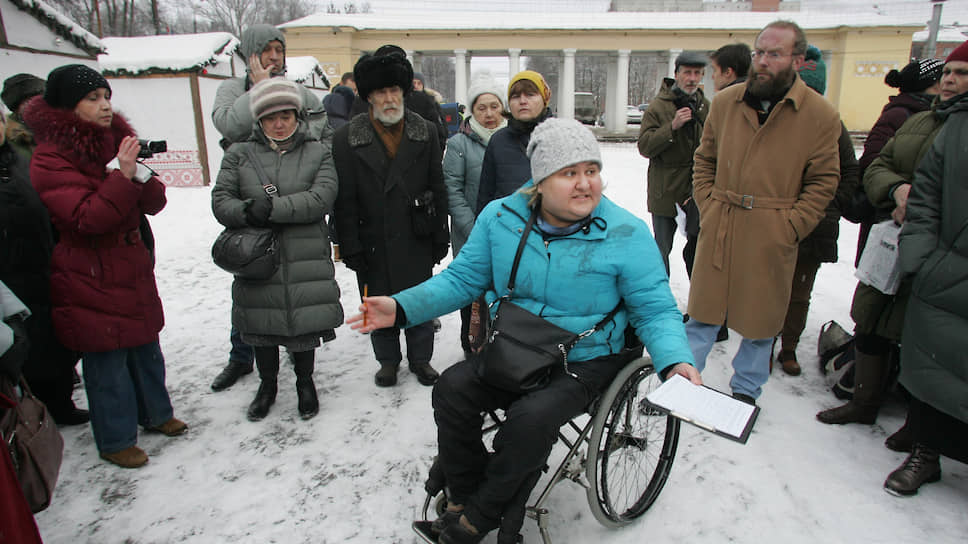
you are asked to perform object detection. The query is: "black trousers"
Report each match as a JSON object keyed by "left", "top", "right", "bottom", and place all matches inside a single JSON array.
[
  {"left": 432, "top": 355, "right": 626, "bottom": 533},
  {"left": 370, "top": 320, "right": 434, "bottom": 367},
  {"left": 910, "top": 396, "right": 968, "bottom": 465}
]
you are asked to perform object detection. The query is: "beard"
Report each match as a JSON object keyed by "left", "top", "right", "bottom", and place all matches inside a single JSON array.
[
  {"left": 748, "top": 64, "right": 797, "bottom": 99},
  {"left": 373, "top": 103, "right": 404, "bottom": 125}
]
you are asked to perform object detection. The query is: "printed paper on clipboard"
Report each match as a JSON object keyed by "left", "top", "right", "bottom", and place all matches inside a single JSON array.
[{"left": 644, "top": 374, "right": 760, "bottom": 444}]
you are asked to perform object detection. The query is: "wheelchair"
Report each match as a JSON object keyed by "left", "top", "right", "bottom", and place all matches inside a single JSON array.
[{"left": 414, "top": 357, "right": 681, "bottom": 544}]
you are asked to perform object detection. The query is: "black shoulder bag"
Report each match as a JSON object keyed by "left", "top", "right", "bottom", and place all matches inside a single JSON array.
[
  {"left": 211, "top": 147, "right": 280, "bottom": 280},
  {"left": 477, "top": 207, "right": 622, "bottom": 393}
]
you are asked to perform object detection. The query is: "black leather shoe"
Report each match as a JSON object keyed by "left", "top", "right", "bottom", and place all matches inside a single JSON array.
[
  {"left": 375, "top": 363, "right": 399, "bottom": 387},
  {"left": 246, "top": 381, "right": 277, "bottom": 421},
  {"left": 53, "top": 407, "right": 90, "bottom": 426},
  {"left": 409, "top": 363, "right": 440, "bottom": 386},
  {"left": 211, "top": 362, "right": 254, "bottom": 392},
  {"left": 295, "top": 378, "right": 319, "bottom": 420},
  {"left": 884, "top": 444, "right": 941, "bottom": 496},
  {"left": 732, "top": 392, "right": 756, "bottom": 406},
  {"left": 885, "top": 423, "right": 914, "bottom": 453}
]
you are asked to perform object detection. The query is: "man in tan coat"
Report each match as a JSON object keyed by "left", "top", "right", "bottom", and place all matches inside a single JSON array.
[{"left": 686, "top": 20, "right": 841, "bottom": 405}]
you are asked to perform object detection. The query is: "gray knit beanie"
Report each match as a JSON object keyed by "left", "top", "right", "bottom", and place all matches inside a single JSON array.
[
  {"left": 250, "top": 78, "right": 302, "bottom": 120},
  {"left": 526, "top": 118, "right": 601, "bottom": 184}
]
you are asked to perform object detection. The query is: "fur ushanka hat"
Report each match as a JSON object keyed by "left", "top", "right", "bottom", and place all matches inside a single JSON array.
[{"left": 353, "top": 44, "right": 413, "bottom": 100}]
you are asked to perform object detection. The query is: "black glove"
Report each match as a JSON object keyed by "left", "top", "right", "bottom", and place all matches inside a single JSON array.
[
  {"left": 0, "top": 316, "right": 30, "bottom": 381},
  {"left": 433, "top": 242, "right": 449, "bottom": 264},
  {"left": 245, "top": 198, "right": 272, "bottom": 227},
  {"left": 342, "top": 252, "right": 367, "bottom": 274}
]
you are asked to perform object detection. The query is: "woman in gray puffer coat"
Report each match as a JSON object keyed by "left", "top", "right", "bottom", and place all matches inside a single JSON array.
[{"left": 212, "top": 79, "right": 342, "bottom": 421}]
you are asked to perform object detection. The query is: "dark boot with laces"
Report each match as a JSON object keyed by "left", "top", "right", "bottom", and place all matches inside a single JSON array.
[{"left": 884, "top": 444, "right": 941, "bottom": 496}]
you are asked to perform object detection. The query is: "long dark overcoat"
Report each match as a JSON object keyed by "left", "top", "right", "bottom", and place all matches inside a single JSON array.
[{"left": 332, "top": 110, "right": 448, "bottom": 296}]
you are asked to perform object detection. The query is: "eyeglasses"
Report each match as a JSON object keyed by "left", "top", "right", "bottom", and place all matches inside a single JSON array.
[{"left": 751, "top": 49, "right": 793, "bottom": 61}]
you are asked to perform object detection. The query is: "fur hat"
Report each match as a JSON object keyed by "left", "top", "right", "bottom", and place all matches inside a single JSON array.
[
  {"left": 797, "top": 45, "right": 827, "bottom": 95},
  {"left": 354, "top": 44, "right": 413, "bottom": 100},
  {"left": 946, "top": 40, "right": 968, "bottom": 64},
  {"left": 43, "top": 64, "right": 110, "bottom": 110},
  {"left": 526, "top": 118, "right": 601, "bottom": 184},
  {"left": 675, "top": 51, "right": 708, "bottom": 71},
  {"left": 508, "top": 70, "right": 551, "bottom": 104},
  {"left": 885, "top": 59, "right": 943, "bottom": 93},
  {"left": 250, "top": 78, "right": 302, "bottom": 120},
  {"left": 2, "top": 73, "right": 45, "bottom": 113},
  {"left": 467, "top": 72, "right": 506, "bottom": 110},
  {"left": 240, "top": 24, "right": 286, "bottom": 60}
]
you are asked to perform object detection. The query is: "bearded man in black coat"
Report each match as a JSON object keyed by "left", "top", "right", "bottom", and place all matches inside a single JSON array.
[{"left": 333, "top": 45, "right": 450, "bottom": 388}]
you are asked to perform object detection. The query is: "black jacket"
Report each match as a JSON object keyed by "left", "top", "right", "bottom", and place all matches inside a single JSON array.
[
  {"left": 350, "top": 92, "right": 448, "bottom": 152},
  {"left": 475, "top": 111, "right": 550, "bottom": 214},
  {"left": 333, "top": 111, "right": 449, "bottom": 296}
]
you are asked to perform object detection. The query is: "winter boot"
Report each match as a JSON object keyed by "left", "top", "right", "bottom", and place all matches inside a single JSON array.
[
  {"left": 777, "top": 349, "right": 801, "bottom": 376},
  {"left": 884, "top": 444, "right": 941, "bottom": 496},
  {"left": 885, "top": 412, "right": 915, "bottom": 452},
  {"left": 293, "top": 351, "right": 319, "bottom": 420},
  {"left": 375, "top": 362, "right": 400, "bottom": 387},
  {"left": 100, "top": 445, "right": 149, "bottom": 468},
  {"left": 439, "top": 515, "right": 486, "bottom": 544},
  {"left": 247, "top": 353, "right": 279, "bottom": 421},
  {"left": 409, "top": 362, "right": 440, "bottom": 386},
  {"left": 816, "top": 348, "right": 886, "bottom": 425}
]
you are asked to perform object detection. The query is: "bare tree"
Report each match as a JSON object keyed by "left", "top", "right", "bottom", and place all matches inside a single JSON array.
[{"left": 420, "top": 55, "right": 455, "bottom": 102}]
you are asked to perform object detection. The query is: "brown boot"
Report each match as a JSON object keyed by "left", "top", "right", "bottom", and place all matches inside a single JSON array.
[
  {"left": 100, "top": 446, "right": 149, "bottom": 468},
  {"left": 884, "top": 444, "right": 941, "bottom": 496},
  {"left": 148, "top": 417, "right": 188, "bottom": 436},
  {"left": 778, "top": 349, "right": 801, "bottom": 376},
  {"left": 816, "top": 348, "right": 886, "bottom": 425}
]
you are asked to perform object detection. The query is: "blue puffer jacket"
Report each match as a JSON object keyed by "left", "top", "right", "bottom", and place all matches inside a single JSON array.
[{"left": 394, "top": 183, "right": 694, "bottom": 374}]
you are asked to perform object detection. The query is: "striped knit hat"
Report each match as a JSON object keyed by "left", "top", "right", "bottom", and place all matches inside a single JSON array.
[{"left": 249, "top": 78, "right": 302, "bottom": 120}]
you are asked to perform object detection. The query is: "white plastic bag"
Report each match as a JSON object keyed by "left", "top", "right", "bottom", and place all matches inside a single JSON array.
[{"left": 855, "top": 220, "right": 901, "bottom": 295}]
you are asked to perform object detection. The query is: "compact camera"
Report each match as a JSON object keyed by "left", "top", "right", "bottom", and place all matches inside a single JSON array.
[{"left": 138, "top": 139, "right": 167, "bottom": 159}]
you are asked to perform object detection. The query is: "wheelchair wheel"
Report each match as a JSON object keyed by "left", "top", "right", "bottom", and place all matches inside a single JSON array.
[{"left": 585, "top": 358, "right": 680, "bottom": 527}]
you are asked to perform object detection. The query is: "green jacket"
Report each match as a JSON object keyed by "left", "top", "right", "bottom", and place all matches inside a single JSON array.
[
  {"left": 898, "top": 95, "right": 968, "bottom": 424},
  {"left": 211, "top": 121, "right": 342, "bottom": 338},
  {"left": 637, "top": 78, "right": 709, "bottom": 217},
  {"left": 442, "top": 122, "right": 487, "bottom": 255},
  {"left": 851, "top": 107, "right": 945, "bottom": 339}
]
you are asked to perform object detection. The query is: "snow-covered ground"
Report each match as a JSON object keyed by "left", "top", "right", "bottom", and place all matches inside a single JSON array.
[{"left": 34, "top": 143, "right": 967, "bottom": 543}]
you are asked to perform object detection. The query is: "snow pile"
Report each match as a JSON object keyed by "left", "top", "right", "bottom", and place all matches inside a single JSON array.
[
  {"left": 9, "top": 0, "right": 103, "bottom": 54},
  {"left": 286, "top": 56, "right": 329, "bottom": 87},
  {"left": 99, "top": 32, "right": 239, "bottom": 76}
]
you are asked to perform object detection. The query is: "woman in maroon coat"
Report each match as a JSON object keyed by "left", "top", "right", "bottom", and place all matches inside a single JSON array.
[{"left": 23, "top": 65, "right": 187, "bottom": 469}]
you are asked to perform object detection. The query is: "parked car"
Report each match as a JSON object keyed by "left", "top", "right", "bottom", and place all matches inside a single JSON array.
[
  {"left": 574, "top": 92, "right": 599, "bottom": 125},
  {"left": 627, "top": 105, "right": 643, "bottom": 124}
]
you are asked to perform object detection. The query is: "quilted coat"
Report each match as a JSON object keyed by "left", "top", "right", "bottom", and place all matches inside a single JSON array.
[
  {"left": 22, "top": 97, "right": 166, "bottom": 353},
  {"left": 211, "top": 121, "right": 343, "bottom": 339}
]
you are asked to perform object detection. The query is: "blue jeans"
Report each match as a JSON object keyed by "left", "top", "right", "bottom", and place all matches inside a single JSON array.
[
  {"left": 686, "top": 319, "right": 772, "bottom": 399},
  {"left": 82, "top": 341, "right": 174, "bottom": 453},
  {"left": 229, "top": 327, "right": 254, "bottom": 367}
]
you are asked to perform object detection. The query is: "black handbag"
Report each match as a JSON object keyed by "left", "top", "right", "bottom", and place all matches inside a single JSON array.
[
  {"left": 211, "top": 148, "right": 280, "bottom": 280},
  {"left": 477, "top": 206, "right": 621, "bottom": 393}
]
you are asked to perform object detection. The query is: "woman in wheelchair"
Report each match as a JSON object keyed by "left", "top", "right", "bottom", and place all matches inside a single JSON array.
[{"left": 349, "top": 118, "right": 700, "bottom": 544}]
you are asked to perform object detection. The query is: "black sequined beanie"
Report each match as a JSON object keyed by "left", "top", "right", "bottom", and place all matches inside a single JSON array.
[{"left": 43, "top": 64, "right": 111, "bottom": 110}]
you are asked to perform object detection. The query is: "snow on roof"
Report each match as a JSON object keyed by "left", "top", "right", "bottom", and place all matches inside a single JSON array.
[
  {"left": 99, "top": 32, "right": 240, "bottom": 76},
  {"left": 913, "top": 27, "right": 968, "bottom": 43},
  {"left": 285, "top": 56, "right": 330, "bottom": 88},
  {"left": 280, "top": 11, "right": 928, "bottom": 31},
  {"left": 9, "top": 0, "right": 103, "bottom": 55}
]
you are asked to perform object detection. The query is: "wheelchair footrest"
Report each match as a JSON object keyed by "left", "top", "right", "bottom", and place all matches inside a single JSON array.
[{"left": 412, "top": 521, "right": 439, "bottom": 544}]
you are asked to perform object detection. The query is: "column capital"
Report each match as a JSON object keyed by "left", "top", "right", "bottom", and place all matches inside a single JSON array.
[
  {"left": 454, "top": 49, "right": 468, "bottom": 56},
  {"left": 617, "top": 49, "right": 631, "bottom": 58},
  {"left": 563, "top": 48, "right": 577, "bottom": 56},
  {"left": 508, "top": 48, "right": 522, "bottom": 55}
]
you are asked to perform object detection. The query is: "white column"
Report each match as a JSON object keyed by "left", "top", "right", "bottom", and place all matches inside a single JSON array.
[
  {"left": 406, "top": 50, "right": 418, "bottom": 72},
  {"left": 559, "top": 48, "right": 577, "bottom": 120},
  {"left": 508, "top": 48, "right": 522, "bottom": 76},
  {"left": 615, "top": 49, "right": 631, "bottom": 131},
  {"left": 668, "top": 48, "right": 682, "bottom": 79},
  {"left": 454, "top": 49, "right": 468, "bottom": 105},
  {"left": 605, "top": 54, "right": 620, "bottom": 132},
  {"left": 465, "top": 53, "right": 473, "bottom": 93}
]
